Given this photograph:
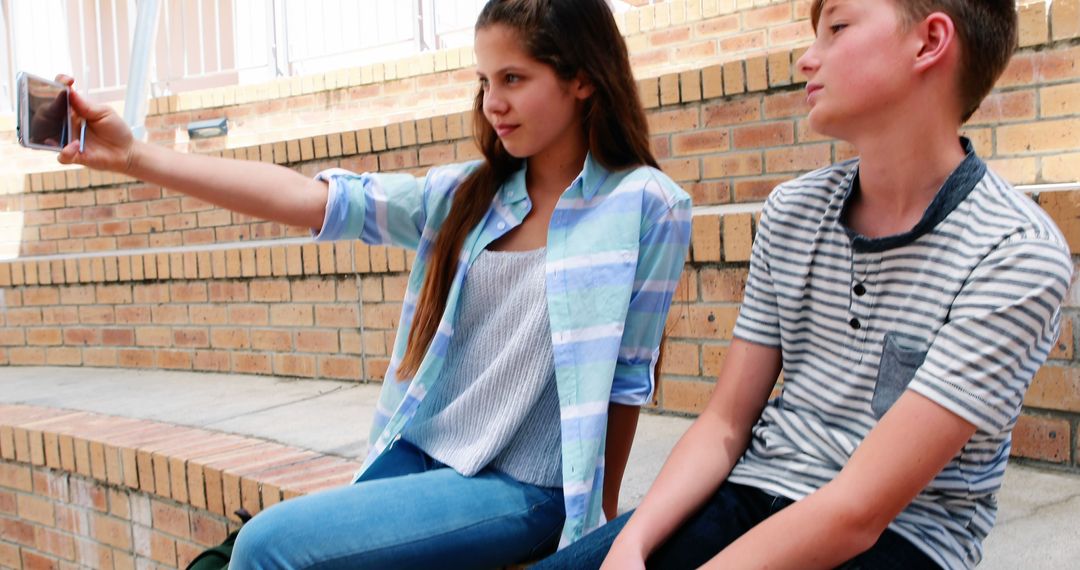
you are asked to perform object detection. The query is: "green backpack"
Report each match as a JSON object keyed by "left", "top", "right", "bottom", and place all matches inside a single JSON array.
[{"left": 185, "top": 509, "right": 252, "bottom": 570}]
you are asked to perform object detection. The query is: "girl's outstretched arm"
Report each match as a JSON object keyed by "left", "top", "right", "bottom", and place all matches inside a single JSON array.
[{"left": 55, "top": 76, "right": 329, "bottom": 231}]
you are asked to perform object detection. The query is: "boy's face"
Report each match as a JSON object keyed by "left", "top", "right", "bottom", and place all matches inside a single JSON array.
[{"left": 798, "top": 0, "right": 916, "bottom": 140}]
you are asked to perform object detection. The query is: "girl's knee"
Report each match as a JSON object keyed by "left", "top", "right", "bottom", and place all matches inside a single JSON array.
[{"left": 230, "top": 509, "right": 297, "bottom": 570}]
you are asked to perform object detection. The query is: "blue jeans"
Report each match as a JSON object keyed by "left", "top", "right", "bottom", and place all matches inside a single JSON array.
[
  {"left": 535, "top": 481, "right": 940, "bottom": 569},
  {"left": 230, "top": 439, "right": 565, "bottom": 570}
]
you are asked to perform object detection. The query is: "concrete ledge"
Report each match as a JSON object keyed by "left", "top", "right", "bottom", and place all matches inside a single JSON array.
[{"left": 1, "top": 367, "right": 1078, "bottom": 568}]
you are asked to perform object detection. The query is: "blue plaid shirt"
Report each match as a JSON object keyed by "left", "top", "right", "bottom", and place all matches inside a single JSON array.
[{"left": 314, "top": 154, "right": 691, "bottom": 546}]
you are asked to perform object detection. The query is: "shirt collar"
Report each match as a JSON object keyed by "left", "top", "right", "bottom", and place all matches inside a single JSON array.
[
  {"left": 579, "top": 152, "right": 609, "bottom": 201},
  {"left": 498, "top": 152, "right": 610, "bottom": 205},
  {"left": 841, "top": 137, "right": 986, "bottom": 253}
]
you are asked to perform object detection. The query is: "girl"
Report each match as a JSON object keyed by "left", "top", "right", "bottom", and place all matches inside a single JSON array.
[{"left": 57, "top": 0, "right": 691, "bottom": 568}]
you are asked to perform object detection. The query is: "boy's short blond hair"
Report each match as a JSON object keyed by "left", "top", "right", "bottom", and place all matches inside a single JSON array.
[{"left": 810, "top": 0, "right": 1017, "bottom": 122}]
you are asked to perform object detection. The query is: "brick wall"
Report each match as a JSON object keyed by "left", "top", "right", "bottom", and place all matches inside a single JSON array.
[
  {"left": 1, "top": 0, "right": 1078, "bottom": 474},
  {"left": 0, "top": 404, "right": 360, "bottom": 568},
  {"left": 1, "top": 460, "right": 232, "bottom": 568}
]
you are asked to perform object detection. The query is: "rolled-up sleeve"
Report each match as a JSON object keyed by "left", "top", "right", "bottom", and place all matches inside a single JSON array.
[
  {"left": 611, "top": 194, "right": 693, "bottom": 405},
  {"left": 311, "top": 168, "right": 428, "bottom": 250}
]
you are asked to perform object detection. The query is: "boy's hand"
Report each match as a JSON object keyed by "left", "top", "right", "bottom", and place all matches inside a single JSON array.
[{"left": 54, "top": 75, "right": 137, "bottom": 174}]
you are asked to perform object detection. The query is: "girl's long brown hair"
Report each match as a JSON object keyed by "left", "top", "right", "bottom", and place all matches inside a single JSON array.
[{"left": 397, "top": 0, "right": 659, "bottom": 378}]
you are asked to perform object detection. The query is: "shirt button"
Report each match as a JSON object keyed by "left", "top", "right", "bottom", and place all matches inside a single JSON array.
[
  {"left": 849, "top": 318, "right": 861, "bottom": 330},
  {"left": 497, "top": 222, "right": 506, "bottom": 230},
  {"left": 853, "top": 283, "right": 866, "bottom": 296}
]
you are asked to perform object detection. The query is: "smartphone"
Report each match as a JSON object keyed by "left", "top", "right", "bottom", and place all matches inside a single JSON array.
[{"left": 16, "top": 72, "right": 72, "bottom": 151}]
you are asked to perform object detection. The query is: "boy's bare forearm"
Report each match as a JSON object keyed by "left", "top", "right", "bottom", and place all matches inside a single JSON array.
[
  {"left": 130, "top": 141, "right": 330, "bottom": 230},
  {"left": 612, "top": 410, "right": 751, "bottom": 556},
  {"left": 611, "top": 339, "right": 781, "bottom": 559},
  {"left": 702, "top": 391, "right": 978, "bottom": 569}
]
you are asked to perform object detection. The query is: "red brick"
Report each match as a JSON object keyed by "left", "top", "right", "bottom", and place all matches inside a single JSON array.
[
  {"left": 150, "top": 531, "right": 177, "bottom": 565},
  {"left": 1011, "top": 414, "right": 1070, "bottom": 463},
  {"left": 672, "top": 129, "right": 730, "bottom": 156},
  {"left": 250, "top": 280, "right": 290, "bottom": 302},
  {"left": 661, "top": 342, "right": 700, "bottom": 376},
  {"left": 733, "top": 122, "right": 795, "bottom": 149},
  {"left": 232, "top": 353, "right": 272, "bottom": 375},
  {"left": 701, "top": 344, "right": 731, "bottom": 378},
  {"left": 682, "top": 181, "right": 734, "bottom": 206},
  {"left": 69, "top": 477, "right": 107, "bottom": 512},
  {"left": 0, "top": 542, "right": 17, "bottom": 567},
  {"left": 117, "top": 349, "right": 155, "bottom": 368},
  {"left": 667, "top": 305, "right": 740, "bottom": 340},
  {"left": 151, "top": 500, "right": 190, "bottom": 539},
  {"left": 0, "top": 490, "right": 14, "bottom": 515},
  {"left": 191, "top": 511, "right": 228, "bottom": 547},
  {"left": 291, "top": 279, "right": 336, "bottom": 302},
  {"left": 21, "top": 550, "right": 59, "bottom": 569},
  {"left": 661, "top": 379, "right": 716, "bottom": 414},
  {"left": 315, "top": 304, "right": 361, "bottom": 327},
  {"left": 59, "top": 286, "right": 95, "bottom": 305},
  {"left": 27, "top": 328, "right": 63, "bottom": 346},
  {"left": 270, "top": 304, "right": 314, "bottom": 327},
  {"left": 691, "top": 215, "right": 721, "bottom": 262},
  {"left": 34, "top": 526, "right": 75, "bottom": 560},
  {"left": 702, "top": 98, "right": 761, "bottom": 128},
  {"left": 17, "top": 494, "right": 55, "bottom": 526},
  {"left": 0, "top": 516, "right": 35, "bottom": 545},
  {"left": 207, "top": 280, "right": 247, "bottom": 302},
  {"left": 744, "top": 3, "right": 791, "bottom": 29},
  {"left": 969, "top": 90, "right": 1037, "bottom": 125},
  {"left": 319, "top": 356, "right": 363, "bottom": 379},
  {"left": 1026, "top": 366, "right": 1080, "bottom": 413},
  {"left": 159, "top": 350, "right": 193, "bottom": 370},
  {"left": 228, "top": 304, "right": 269, "bottom": 326},
  {"left": 647, "top": 109, "right": 700, "bottom": 135},
  {"left": 173, "top": 328, "right": 210, "bottom": 348},
  {"left": 700, "top": 268, "right": 748, "bottom": 302},
  {"left": 211, "top": 328, "right": 251, "bottom": 350},
  {"left": 734, "top": 176, "right": 788, "bottom": 202},
  {"left": 91, "top": 513, "right": 132, "bottom": 549}
]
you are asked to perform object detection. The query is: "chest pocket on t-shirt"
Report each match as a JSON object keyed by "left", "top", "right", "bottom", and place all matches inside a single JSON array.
[{"left": 872, "top": 333, "right": 929, "bottom": 418}]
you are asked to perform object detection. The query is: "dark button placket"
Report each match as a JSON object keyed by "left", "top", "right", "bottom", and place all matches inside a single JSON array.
[{"left": 848, "top": 252, "right": 880, "bottom": 343}]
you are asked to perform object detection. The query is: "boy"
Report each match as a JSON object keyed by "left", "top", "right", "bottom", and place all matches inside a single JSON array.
[{"left": 536, "top": 1, "right": 1072, "bottom": 569}]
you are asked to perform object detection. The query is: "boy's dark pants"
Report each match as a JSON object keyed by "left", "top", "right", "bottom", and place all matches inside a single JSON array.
[{"left": 534, "top": 481, "right": 941, "bottom": 570}]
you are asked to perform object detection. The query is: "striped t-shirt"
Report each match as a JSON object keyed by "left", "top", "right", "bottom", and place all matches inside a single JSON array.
[{"left": 729, "top": 140, "right": 1073, "bottom": 569}]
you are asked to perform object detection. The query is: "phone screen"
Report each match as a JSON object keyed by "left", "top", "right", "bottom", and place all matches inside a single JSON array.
[{"left": 20, "top": 73, "right": 70, "bottom": 150}]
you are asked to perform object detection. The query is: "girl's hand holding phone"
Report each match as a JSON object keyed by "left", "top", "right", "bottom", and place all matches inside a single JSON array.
[{"left": 54, "top": 75, "right": 137, "bottom": 175}]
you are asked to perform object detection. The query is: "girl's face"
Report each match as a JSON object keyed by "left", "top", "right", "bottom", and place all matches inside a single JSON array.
[{"left": 474, "top": 24, "right": 593, "bottom": 161}]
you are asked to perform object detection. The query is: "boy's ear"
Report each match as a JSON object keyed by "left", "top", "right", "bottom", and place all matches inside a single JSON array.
[{"left": 912, "top": 11, "right": 958, "bottom": 74}]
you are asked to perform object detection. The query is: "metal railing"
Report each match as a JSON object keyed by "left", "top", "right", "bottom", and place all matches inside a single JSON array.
[{"left": 0, "top": 0, "right": 493, "bottom": 113}]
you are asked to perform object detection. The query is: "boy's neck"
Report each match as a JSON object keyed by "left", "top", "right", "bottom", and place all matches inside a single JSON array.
[{"left": 846, "top": 114, "right": 967, "bottom": 239}]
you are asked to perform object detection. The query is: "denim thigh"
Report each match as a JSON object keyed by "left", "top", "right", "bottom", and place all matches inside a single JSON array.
[
  {"left": 534, "top": 481, "right": 777, "bottom": 570},
  {"left": 230, "top": 441, "right": 565, "bottom": 570},
  {"left": 537, "top": 479, "right": 941, "bottom": 570}
]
